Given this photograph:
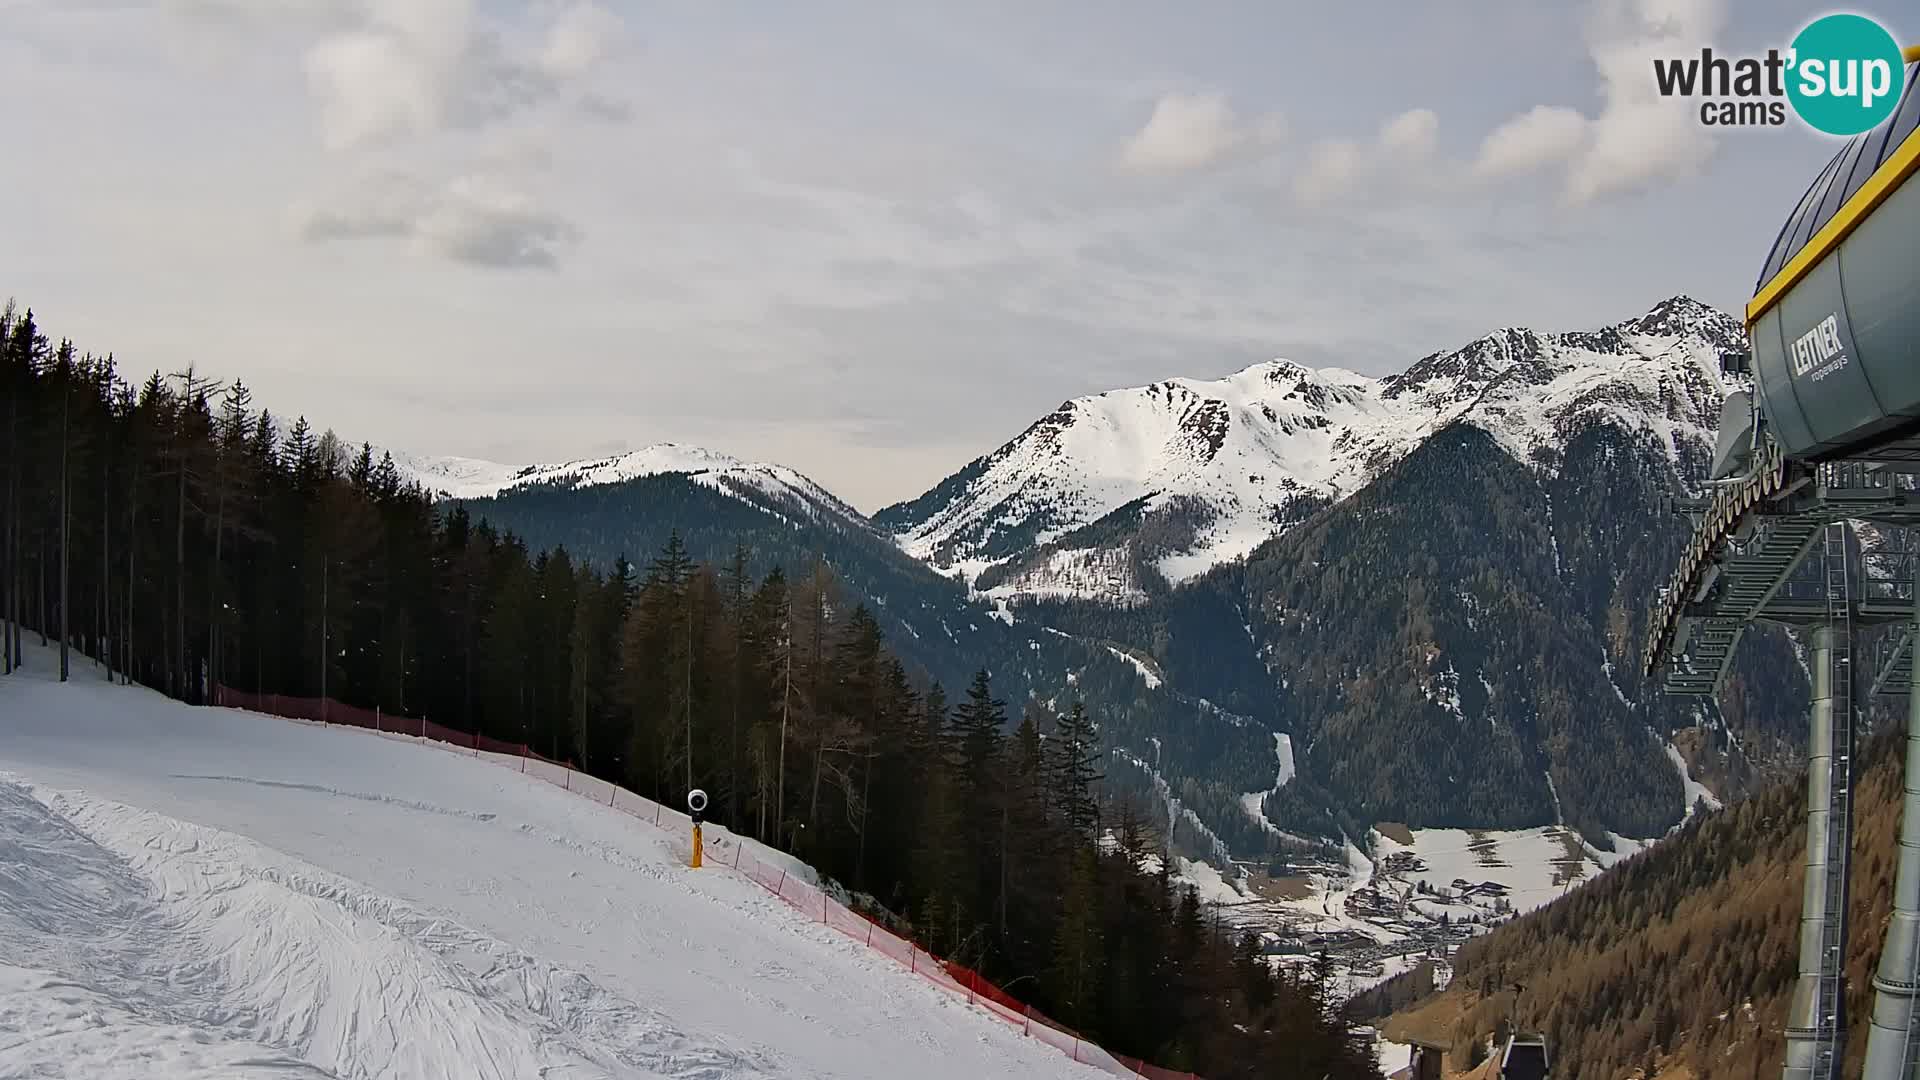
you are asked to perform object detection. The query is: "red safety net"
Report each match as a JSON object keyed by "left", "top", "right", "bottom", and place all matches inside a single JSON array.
[{"left": 211, "top": 684, "right": 1200, "bottom": 1079}]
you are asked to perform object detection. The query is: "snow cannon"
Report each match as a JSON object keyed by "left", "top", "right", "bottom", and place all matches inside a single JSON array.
[
  {"left": 1738, "top": 59, "right": 1920, "bottom": 468},
  {"left": 686, "top": 789, "right": 707, "bottom": 869}
]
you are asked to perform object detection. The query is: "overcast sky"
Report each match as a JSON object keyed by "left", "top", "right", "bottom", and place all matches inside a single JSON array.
[{"left": 1, "top": 0, "right": 1901, "bottom": 509}]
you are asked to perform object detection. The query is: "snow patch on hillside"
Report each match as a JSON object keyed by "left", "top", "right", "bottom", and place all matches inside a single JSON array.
[
  {"left": 1238, "top": 733, "right": 1296, "bottom": 839},
  {"left": 1171, "top": 856, "right": 1245, "bottom": 906},
  {"left": 1666, "top": 742, "right": 1723, "bottom": 818},
  {"left": 1105, "top": 646, "right": 1163, "bottom": 689}
]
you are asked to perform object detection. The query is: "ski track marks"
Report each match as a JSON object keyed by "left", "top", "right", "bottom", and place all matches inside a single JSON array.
[{"left": 0, "top": 775, "right": 767, "bottom": 1080}]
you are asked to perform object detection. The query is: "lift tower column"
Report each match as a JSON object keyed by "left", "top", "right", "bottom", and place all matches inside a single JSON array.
[
  {"left": 1863, "top": 575, "right": 1920, "bottom": 1079},
  {"left": 1785, "top": 523, "right": 1859, "bottom": 1080}
]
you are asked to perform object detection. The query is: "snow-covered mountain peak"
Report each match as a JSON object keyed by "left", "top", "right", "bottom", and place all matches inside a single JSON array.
[
  {"left": 392, "top": 442, "right": 863, "bottom": 524},
  {"left": 878, "top": 297, "right": 1742, "bottom": 601}
]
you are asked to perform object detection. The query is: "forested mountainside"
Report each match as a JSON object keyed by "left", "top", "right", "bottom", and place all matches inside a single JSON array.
[
  {"left": 415, "top": 297, "right": 1818, "bottom": 852},
  {"left": 0, "top": 303, "right": 1378, "bottom": 1077},
  {"left": 1375, "top": 730, "right": 1909, "bottom": 1079},
  {"left": 1033, "top": 420, "right": 1810, "bottom": 844},
  {"left": 445, "top": 469, "right": 1303, "bottom": 867}
]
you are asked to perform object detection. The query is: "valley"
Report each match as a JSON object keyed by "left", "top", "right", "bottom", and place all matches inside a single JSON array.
[{"left": 385, "top": 295, "right": 1794, "bottom": 917}]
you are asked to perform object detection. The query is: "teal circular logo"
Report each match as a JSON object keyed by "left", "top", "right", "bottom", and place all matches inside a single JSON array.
[{"left": 1786, "top": 14, "right": 1906, "bottom": 136}]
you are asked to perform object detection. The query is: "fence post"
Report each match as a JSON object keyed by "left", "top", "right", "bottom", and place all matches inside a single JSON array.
[
  {"left": 866, "top": 920, "right": 874, "bottom": 947},
  {"left": 733, "top": 843, "right": 743, "bottom": 869},
  {"left": 911, "top": 948, "right": 916, "bottom": 974},
  {"left": 777, "top": 870, "right": 786, "bottom": 896},
  {"left": 375, "top": 706, "right": 381, "bottom": 732},
  {"left": 822, "top": 892, "right": 828, "bottom": 924},
  {"left": 1071, "top": 1037, "right": 1080, "bottom": 1063},
  {"left": 420, "top": 715, "right": 426, "bottom": 739},
  {"left": 1023, "top": 1005, "right": 1031, "bottom": 1036},
  {"left": 967, "top": 971, "right": 976, "bottom": 1005}
]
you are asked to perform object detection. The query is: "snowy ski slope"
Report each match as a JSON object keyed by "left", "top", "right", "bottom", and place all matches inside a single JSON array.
[{"left": 0, "top": 646, "right": 1098, "bottom": 1080}]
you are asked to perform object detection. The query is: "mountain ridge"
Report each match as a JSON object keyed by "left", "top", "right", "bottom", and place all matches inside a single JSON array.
[
  {"left": 874, "top": 294, "right": 1742, "bottom": 604},
  {"left": 386, "top": 294, "right": 1790, "bottom": 854}
]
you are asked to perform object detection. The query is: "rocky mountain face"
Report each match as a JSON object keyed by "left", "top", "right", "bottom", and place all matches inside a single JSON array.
[
  {"left": 399, "top": 296, "right": 1812, "bottom": 856},
  {"left": 877, "top": 296, "right": 1745, "bottom": 606}
]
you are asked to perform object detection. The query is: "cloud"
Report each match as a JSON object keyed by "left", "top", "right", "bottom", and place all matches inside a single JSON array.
[
  {"left": 1292, "top": 108, "right": 1440, "bottom": 205},
  {"left": 1379, "top": 108, "right": 1439, "bottom": 159},
  {"left": 301, "top": 0, "right": 625, "bottom": 151},
  {"left": 298, "top": 171, "right": 579, "bottom": 269},
  {"left": 1565, "top": 0, "right": 1725, "bottom": 203},
  {"left": 540, "top": 2, "right": 623, "bottom": 78},
  {"left": 304, "top": 0, "right": 477, "bottom": 150},
  {"left": 579, "top": 94, "right": 635, "bottom": 123},
  {"left": 1473, "top": 105, "right": 1591, "bottom": 178},
  {"left": 1467, "top": 0, "right": 1723, "bottom": 203},
  {"left": 1293, "top": 139, "right": 1366, "bottom": 204},
  {"left": 1119, "top": 92, "right": 1281, "bottom": 173},
  {"left": 416, "top": 176, "right": 580, "bottom": 268}
]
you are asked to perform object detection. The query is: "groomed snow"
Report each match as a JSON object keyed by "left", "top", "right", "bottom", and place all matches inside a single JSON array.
[{"left": 0, "top": 647, "right": 1099, "bottom": 1080}]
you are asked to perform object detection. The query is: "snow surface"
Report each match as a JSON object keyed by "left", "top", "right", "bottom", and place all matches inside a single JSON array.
[
  {"left": 1373, "top": 826, "right": 1610, "bottom": 917},
  {"left": 885, "top": 296, "right": 1737, "bottom": 600},
  {"left": 1237, "top": 733, "right": 1295, "bottom": 840},
  {"left": 0, "top": 647, "right": 1100, "bottom": 1080},
  {"left": 1170, "top": 856, "right": 1245, "bottom": 906},
  {"left": 1375, "top": 1036, "right": 1414, "bottom": 1077}
]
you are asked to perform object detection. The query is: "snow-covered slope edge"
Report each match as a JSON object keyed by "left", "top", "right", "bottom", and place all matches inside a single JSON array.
[
  {"left": 877, "top": 296, "right": 1742, "bottom": 601},
  {"left": 0, "top": 647, "right": 1097, "bottom": 1080}
]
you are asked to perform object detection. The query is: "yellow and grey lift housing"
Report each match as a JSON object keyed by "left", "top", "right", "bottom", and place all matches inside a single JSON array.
[
  {"left": 1650, "top": 55, "right": 1920, "bottom": 701},
  {"left": 1743, "top": 46, "right": 1920, "bottom": 466}
]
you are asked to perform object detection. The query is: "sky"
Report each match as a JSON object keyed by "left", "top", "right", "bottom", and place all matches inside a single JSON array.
[{"left": 1, "top": 0, "right": 1906, "bottom": 510}]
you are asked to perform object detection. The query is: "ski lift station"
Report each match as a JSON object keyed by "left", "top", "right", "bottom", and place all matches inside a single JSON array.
[{"left": 1646, "top": 50, "right": 1920, "bottom": 1080}]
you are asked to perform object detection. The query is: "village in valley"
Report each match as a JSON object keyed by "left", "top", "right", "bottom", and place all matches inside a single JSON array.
[{"left": 1171, "top": 822, "right": 1641, "bottom": 1002}]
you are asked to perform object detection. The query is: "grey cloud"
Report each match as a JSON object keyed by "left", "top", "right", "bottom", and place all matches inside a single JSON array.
[
  {"left": 418, "top": 194, "right": 580, "bottom": 270},
  {"left": 302, "top": 0, "right": 625, "bottom": 151},
  {"left": 299, "top": 172, "right": 580, "bottom": 270},
  {"left": 578, "top": 94, "right": 634, "bottom": 124}
]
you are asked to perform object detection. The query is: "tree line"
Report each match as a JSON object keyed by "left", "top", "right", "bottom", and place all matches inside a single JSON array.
[{"left": 0, "top": 303, "right": 1380, "bottom": 1077}]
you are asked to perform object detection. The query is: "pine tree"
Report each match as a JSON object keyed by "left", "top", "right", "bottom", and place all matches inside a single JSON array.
[{"left": 1049, "top": 700, "right": 1103, "bottom": 837}]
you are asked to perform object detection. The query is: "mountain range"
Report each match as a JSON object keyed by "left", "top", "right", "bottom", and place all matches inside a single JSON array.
[
  {"left": 388, "top": 295, "right": 1808, "bottom": 863},
  {"left": 876, "top": 295, "right": 1741, "bottom": 603}
]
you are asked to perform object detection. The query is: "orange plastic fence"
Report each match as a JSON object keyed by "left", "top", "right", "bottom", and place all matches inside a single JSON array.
[{"left": 211, "top": 684, "right": 1199, "bottom": 1080}]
